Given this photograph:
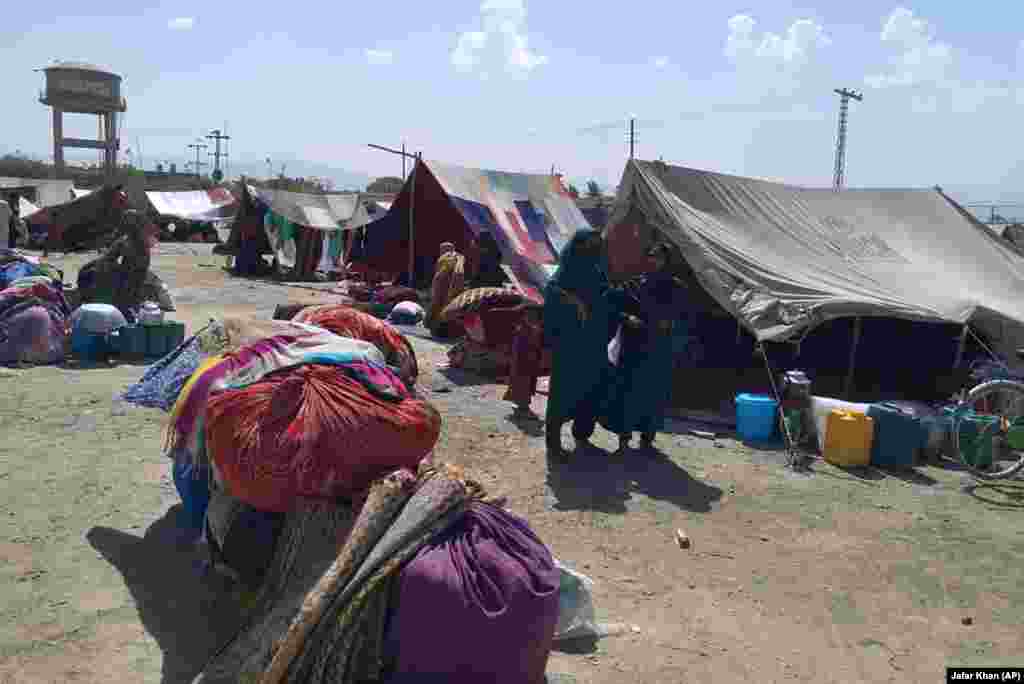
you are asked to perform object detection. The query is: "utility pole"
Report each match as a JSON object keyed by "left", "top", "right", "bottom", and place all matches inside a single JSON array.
[
  {"left": 206, "top": 129, "right": 231, "bottom": 183},
  {"left": 368, "top": 143, "right": 419, "bottom": 187},
  {"left": 628, "top": 117, "right": 636, "bottom": 159},
  {"left": 187, "top": 141, "right": 208, "bottom": 179},
  {"left": 832, "top": 88, "right": 863, "bottom": 191}
]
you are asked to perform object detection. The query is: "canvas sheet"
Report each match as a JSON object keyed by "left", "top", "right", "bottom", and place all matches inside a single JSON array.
[
  {"left": 253, "top": 188, "right": 359, "bottom": 231},
  {"left": 146, "top": 188, "right": 237, "bottom": 221},
  {"left": 19, "top": 198, "right": 42, "bottom": 218},
  {"left": 610, "top": 160, "right": 1024, "bottom": 364},
  {"left": 425, "top": 160, "right": 592, "bottom": 301},
  {"left": 347, "top": 200, "right": 392, "bottom": 231}
]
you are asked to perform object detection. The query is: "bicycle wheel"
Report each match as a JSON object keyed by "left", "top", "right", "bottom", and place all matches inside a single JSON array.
[{"left": 953, "top": 378, "right": 1024, "bottom": 480}]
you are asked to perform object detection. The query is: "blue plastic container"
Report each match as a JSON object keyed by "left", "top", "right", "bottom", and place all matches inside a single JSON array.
[
  {"left": 735, "top": 393, "right": 779, "bottom": 442},
  {"left": 70, "top": 326, "right": 110, "bottom": 360},
  {"left": 868, "top": 402, "right": 926, "bottom": 468}
]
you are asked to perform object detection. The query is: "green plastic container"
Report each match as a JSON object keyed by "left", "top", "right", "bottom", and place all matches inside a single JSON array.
[
  {"left": 143, "top": 321, "right": 185, "bottom": 358},
  {"left": 110, "top": 324, "right": 147, "bottom": 358}
]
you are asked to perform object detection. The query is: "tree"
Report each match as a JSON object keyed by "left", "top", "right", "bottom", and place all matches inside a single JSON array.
[
  {"left": 248, "top": 175, "right": 334, "bottom": 194},
  {"left": 367, "top": 176, "right": 404, "bottom": 194},
  {"left": 586, "top": 180, "right": 602, "bottom": 198}
]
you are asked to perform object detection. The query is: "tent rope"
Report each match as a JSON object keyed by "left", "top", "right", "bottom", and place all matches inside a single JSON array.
[
  {"left": 966, "top": 326, "right": 1007, "bottom": 370},
  {"left": 756, "top": 343, "right": 808, "bottom": 469}
]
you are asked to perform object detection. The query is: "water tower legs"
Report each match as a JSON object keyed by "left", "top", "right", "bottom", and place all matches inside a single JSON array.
[{"left": 52, "top": 108, "right": 64, "bottom": 178}]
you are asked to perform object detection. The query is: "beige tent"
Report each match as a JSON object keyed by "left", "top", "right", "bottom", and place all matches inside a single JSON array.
[{"left": 606, "top": 160, "right": 1024, "bottom": 376}]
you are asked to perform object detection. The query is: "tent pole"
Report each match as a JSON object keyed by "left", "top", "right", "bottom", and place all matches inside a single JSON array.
[
  {"left": 843, "top": 317, "right": 862, "bottom": 399},
  {"left": 954, "top": 324, "right": 969, "bottom": 369},
  {"left": 407, "top": 155, "right": 417, "bottom": 285}
]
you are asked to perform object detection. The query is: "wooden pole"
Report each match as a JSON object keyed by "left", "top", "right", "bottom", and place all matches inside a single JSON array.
[
  {"left": 954, "top": 324, "right": 969, "bottom": 369},
  {"left": 407, "top": 154, "right": 418, "bottom": 285},
  {"left": 843, "top": 317, "right": 862, "bottom": 399}
]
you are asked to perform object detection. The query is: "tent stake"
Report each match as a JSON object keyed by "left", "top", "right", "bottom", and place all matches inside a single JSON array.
[
  {"left": 954, "top": 323, "right": 969, "bottom": 369},
  {"left": 843, "top": 317, "right": 862, "bottom": 399}
]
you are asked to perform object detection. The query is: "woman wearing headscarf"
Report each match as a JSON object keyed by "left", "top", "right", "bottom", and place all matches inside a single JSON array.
[
  {"left": 543, "top": 229, "right": 625, "bottom": 460},
  {"left": 426, "top": 242, "right": 466, "bottom": 337},
  {"left": 600, "top": 242, "right": 690, "bottom": 453},
  {"left": 106, "top": 210, "right": 159, "bottom": 316}
]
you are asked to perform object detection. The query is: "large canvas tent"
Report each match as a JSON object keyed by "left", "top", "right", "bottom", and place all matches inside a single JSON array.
[
  {"left": 605, "top": 160, "right": 1024, "bottom": 405},
  {"left": 348, "top": 159, "right": 591, "bottom": 297},
  {"left": 223, "top": 185, "right": 358, "bottom": 279},
  {"left": 25, "top": 185, "right": 133, "bottom": 250},
  {"left": 145, "top": 188, "right": 237, "bottom": 223}
]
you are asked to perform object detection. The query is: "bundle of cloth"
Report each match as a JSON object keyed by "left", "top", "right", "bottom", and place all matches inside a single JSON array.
[
  {"left": 441, "top": 287, "right": 549, "bottom": 377},
  {"left": 205, "top": 361, "right": 440, "bottom": 512},
  {"left": 194, "top": 462, "right": 561, "bottom": 684},
  {"left": 123, "top": 314, "right": 432, "bottom": 541},
  {"left": 0, "top": 249, "right": 62, "bottom": 290},
  {"left": 373, "top": 285, "right": 420, "bottom": 308},
  {"left": 292, "top": 304, "right": 419, "bottom": 384},
  {"left": 0, "top": 279, "right": 71, "bottom": 365},
  {"left": 387, "top": 300, "right": 424, "bottom": 326}
]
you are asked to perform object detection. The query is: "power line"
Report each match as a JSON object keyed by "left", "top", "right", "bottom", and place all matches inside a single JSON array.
[{"left": 832, "top": 88, "right": 863, "bottom": 191}]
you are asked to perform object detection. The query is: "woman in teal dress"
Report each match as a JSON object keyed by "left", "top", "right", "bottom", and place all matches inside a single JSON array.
[
  {"left": 543, "top": 229, "right": 625, "bottom": 460},
  {"left": 600, "top": 242, "right": 689, "bottom": 454}
]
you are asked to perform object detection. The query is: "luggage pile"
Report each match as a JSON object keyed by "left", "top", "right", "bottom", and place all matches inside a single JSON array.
[{"left": 0, "top": 272, "right": 71, "bottom": 366}]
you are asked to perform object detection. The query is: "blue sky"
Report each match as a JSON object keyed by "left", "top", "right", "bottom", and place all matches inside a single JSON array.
[{"left": 2, "top": 1, "right": 1022, "bottom": 200}]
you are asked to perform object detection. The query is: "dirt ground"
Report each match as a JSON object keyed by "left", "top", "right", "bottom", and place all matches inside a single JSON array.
[{"left": 2, "top": 246, "right": 1023, "bottom": 684}]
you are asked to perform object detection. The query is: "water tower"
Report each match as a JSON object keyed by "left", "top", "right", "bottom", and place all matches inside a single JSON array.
[{"left": 38, "top": 61, "right": 126, "bottom": 181}]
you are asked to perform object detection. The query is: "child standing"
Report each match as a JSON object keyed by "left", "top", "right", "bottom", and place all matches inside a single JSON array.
[{"left": 503, "top": 303, "right": 545, "bottom": 418}]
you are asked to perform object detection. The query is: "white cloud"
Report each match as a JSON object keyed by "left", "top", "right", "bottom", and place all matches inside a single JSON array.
[
  {"left": 365, "top": 49, "right": 394, "bottom": 66},
  {"left": 451, "top": 0, "right": 548, "bottom": 78},
  {"left": 167, "top": 17, "right": 195, "bottom": 31},
  {"left": 725, "top": 14, "right": 830, "bottom": 68},
  {"left": 652, "top": 56, "right": 669, "bottom": 69},
  {"left": 865, "top": 8, "right": 953, "bottom": 88}
]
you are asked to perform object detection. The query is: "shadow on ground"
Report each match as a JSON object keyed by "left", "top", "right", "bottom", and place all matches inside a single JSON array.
[
  {"left": 438, "top": 367, "right": 498, "bottom": 388},
  {"left": 506, "top": 410, "right": 545, "bottom": 437},
  {"left": 86, "top": 506, "right": 244, "bottom": 684},
  {"left": 545, "top": 444, "right": 723, "bottom": 515}
]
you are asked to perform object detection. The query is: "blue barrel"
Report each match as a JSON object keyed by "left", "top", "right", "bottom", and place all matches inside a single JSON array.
[
  {"left": 735, "top": 393, "right": 778, "bottom": 442},
  {"left": 70, "top": 326, "right": 109, "bottom": 361}
]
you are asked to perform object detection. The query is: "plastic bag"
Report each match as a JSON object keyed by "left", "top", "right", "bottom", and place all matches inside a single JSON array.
[{"left": 553, "top": 559, "right": 605, "bottom": 641}]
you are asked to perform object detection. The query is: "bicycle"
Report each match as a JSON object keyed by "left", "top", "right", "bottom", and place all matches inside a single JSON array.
[{"left": 948, "top": 350, "right": 1024, "bottom": 480}]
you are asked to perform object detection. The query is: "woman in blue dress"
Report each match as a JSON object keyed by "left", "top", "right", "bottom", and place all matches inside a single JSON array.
[
  {"left": 600, "top": 242, "right": 689, "bottom": 454},
  {"left": 543, "top": 229, "right": 625, "bottom": 460}
]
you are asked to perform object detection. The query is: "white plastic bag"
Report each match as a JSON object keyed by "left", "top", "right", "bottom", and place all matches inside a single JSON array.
[
  {"left": 607, "top": 325, "right": 623, "bottom": 367},
  {"left": 553, "top": 559, "right": 600, "bottom": 641},
  {"left": 553, "top": 558, "right": 637, "bottom": 642}
]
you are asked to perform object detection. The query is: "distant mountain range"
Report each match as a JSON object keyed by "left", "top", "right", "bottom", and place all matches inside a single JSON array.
[{"left": 226, "top": 158, "right": 372, "bottom": 191}]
